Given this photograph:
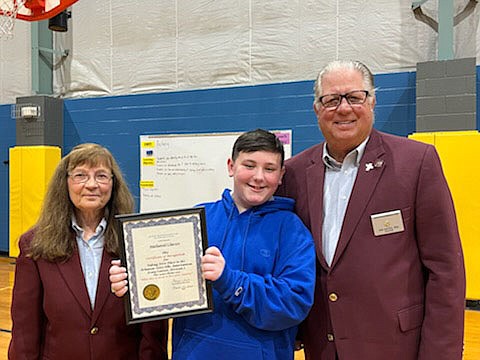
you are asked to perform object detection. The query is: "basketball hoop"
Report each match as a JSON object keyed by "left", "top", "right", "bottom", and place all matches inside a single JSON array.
[
  {"left": 0, "top": 0, "right": 79, "bottom": 39},
  {"left": 0, "top": 0, "right": 26, "bottom": 39}
]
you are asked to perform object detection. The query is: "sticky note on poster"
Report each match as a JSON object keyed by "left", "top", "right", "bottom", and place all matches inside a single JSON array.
[
  {"left": 140, "top": 180, "right": 155, "bottom": 188},
  {"left": 142, "top": 157, "right": 155, "bottom": 166}
]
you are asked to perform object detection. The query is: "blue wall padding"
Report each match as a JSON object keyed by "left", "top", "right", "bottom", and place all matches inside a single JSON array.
[{"left": 1, "top": 68, "right": 475, "bottom": 251}]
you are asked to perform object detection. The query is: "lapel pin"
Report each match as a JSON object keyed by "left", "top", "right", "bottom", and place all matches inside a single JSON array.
[
  {"left": 365, "top": 162, "right": 374, "bottom": 172},
  {"left": 374, "top": 159, "right": 384, "bottom": 168}
]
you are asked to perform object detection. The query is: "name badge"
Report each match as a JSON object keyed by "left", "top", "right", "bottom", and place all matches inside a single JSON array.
[{"left": 370, "top": 210, "right": 405, "bottom": 236}]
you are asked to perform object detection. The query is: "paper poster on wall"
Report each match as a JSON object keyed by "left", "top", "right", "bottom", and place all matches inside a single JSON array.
[{"left": 139, "top": 130, "right": 292, "bottom": 213}]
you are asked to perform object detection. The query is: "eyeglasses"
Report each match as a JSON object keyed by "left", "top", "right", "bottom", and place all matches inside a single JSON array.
[
  {"left": 68, "top": 172, "right": 113, "bottom": 184},
  {"left": 318, "top": 90, "right": 370, "bottom": 109}
]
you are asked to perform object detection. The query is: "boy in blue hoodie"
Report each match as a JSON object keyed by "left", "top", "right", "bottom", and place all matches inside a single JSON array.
[{"left": 110, "top": 129, "right": 316, "bottom": 359}]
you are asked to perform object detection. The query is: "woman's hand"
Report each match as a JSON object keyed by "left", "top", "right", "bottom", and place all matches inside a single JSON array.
[{"left": 109, "top": 259, "right": 128, "bottom": 297}]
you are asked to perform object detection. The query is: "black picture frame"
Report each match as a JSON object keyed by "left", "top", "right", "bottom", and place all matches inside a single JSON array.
[{"left": 115, "top": 207, "right": 213, "bottom": 324}]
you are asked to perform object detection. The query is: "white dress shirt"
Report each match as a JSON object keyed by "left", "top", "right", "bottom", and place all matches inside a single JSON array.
[{"left": 322, "top": 138, "right": 368, "bottom": 266}]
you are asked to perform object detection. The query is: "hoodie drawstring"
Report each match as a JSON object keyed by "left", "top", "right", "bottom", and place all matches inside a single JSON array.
[
  {"left": 218, "top": 205, "right": 253, "bottom": 272},
  {"left": 240, "top": 212, "right": 252, "bottom": 271},
  {"left": 219, "top": 205, "right": 235, "bottom": 251}
]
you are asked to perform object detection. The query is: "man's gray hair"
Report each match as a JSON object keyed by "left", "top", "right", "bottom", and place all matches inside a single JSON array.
[{"left": 313, "top": 60, "right": 376, "bottom": 106}]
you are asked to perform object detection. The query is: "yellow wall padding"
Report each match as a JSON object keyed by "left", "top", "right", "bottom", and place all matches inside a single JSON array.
[
  {"left": 410, "top": 131, "right": 480, "bottom": 300},
  {"left": 9, "top": 146, "right": 61, "bottom": 257}
]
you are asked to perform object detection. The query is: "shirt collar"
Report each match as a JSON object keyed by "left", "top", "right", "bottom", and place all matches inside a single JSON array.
[
  {"left": 322, "top": 136, "right": 369, "bottom": 170},
  {"left": 71, "top": 216, "right": 107, "bottom": 238}
]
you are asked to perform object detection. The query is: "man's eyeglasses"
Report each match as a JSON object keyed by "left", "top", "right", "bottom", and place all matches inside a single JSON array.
[
  {"left": 318, "top": 90, "right": 370, "bottom": 109},
  {"left": 69, "top": 172, "right": 113, "bottom": 184}
]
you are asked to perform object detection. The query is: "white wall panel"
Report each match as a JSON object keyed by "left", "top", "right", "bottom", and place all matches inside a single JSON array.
[
  {"left": 111, "top": 0, "right": 177, "bottom": 94},
  {"left": 177, "top": 0, "right": 250, "bottom": 88},
  {"left": 0, "top": 20, "right": 31, "bottom": 103},
  {"left": 67, "top": 0, "right": 113, "bottom": 96}
]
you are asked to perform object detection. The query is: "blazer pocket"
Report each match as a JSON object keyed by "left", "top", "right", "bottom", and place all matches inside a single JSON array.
[{"left": 397, "top": 304, "right": 424, "bottom": 332}]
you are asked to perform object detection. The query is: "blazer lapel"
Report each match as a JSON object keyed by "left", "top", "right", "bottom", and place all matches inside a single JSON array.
[
  {"left": 57, "top": 250, "right": 93, "bottom": 317},
  {"left": 91, "top": 250, "right": 113, "bottom": 323},
  {"left": 306, "top": 146, "right": 330, "bottom": 271},
  {"left": 330, "top": 130, "right": 386, "bottom": 269}
]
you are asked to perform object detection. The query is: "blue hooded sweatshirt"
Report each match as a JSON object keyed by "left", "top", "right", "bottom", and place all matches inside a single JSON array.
[{"left": 172, "top": 189, "right": 315, "bottom": 360}]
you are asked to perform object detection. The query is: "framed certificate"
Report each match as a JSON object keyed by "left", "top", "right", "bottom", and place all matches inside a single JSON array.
[{"left": 115, "top": 207, "right": 213, "bottom": 324}]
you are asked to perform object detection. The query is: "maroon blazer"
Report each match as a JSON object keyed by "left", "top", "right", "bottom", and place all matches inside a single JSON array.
[
  {"left": 277, "top": 129, "right": 465, "bottom": 360},
  {"left": 9, "top": 229, "right": 168, "bottom": 360}
]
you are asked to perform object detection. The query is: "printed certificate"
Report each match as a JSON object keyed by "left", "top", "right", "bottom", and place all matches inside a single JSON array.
[{"left": 116, "top": 207, "right": 213, "bottom": 324}]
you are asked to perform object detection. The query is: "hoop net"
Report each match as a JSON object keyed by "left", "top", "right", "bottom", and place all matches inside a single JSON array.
[{"left": 0, "top": 0, "right": 26, "bottom": 39}]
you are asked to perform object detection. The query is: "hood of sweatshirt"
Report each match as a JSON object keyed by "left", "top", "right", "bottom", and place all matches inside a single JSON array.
[{"left": 219, "top": 188, "right": 295, "bottom": 216}]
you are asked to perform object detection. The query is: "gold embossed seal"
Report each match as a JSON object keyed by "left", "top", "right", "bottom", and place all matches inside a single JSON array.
[{"left": 143, "top": 284, "right": 160, "bottom": 301}]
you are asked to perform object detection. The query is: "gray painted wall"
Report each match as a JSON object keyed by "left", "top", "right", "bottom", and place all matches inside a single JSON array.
[{"left": 416, "top": 57, "right": 477, "bottom": 132}]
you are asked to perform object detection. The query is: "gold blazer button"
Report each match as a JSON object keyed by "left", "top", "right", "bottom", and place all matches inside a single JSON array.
[{"left": 328, "top": 292, "right": 338, "bottom": 302}]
